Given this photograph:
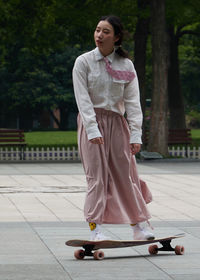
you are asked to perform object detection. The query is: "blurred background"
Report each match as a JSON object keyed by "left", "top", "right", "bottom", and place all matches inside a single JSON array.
[{"left": 0, "top": 0, "right": 199, "bottom": 155}]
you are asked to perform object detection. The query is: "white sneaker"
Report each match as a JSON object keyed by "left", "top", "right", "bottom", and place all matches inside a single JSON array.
[
  {"left": 90, "top": 224, "right": 110, "bottom": 241},
  {"left": 90, "top": 231, "right": 110, "bottom": 241},
  {"left": 132, "top": 223, "right": 155, "bottom": 240}
]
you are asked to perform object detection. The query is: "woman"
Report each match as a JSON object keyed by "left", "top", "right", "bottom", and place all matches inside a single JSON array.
[{"left": 72, "top": 15, "right": 154, "bottom": 241}]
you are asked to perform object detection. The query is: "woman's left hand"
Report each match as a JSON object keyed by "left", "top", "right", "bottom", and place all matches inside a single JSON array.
[{"left": 130, "top": 143, "right": 141, "bottom": 155}]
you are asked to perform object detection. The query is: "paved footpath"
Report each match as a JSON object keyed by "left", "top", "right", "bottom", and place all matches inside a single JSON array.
[{"left": 0, "top": 160, "right": 200, "bottom": 280}]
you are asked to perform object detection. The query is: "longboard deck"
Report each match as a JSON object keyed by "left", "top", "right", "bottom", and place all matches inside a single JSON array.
[{"left": 66, "top": 233, "right": 185, "bottom": 250}]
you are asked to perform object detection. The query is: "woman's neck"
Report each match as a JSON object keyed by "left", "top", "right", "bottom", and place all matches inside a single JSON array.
[{"left": 98, "top": 47, "right": 114, "bottom": 57}]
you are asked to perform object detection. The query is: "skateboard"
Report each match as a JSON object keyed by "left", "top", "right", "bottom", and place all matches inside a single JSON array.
[{"left": 66, "top": 233, "right": 185, "bottom": 260}]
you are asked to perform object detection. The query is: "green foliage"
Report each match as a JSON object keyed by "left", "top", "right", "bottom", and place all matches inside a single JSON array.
[
  {"left": 166, "top": 0, "right": 200, "bottom": 26},
  {"left": 0, "top": 0, "right": 138, "bottom": 57},
  {"left": 165, "top": 0, "right": 200, "bottom": 110},
  {"left": 186, "top": 111, "right": 200, "bottom": 128},
  {"left": 0, "top": 0, "right": 139, "bottom": 130},
  {"left": 0, "top": 0, "right": 200, "bottom": 131},
  {"left": 1, "top": 45, "right": 82, "bottom": 126},
  {"left": 179, "top": 32, "right": 200, "bottom": 108},
  {"left": 0, "top": 0, "right": 69, "bottom": 57}
]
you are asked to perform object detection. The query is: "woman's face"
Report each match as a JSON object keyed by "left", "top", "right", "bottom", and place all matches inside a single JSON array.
[{"left": 94, "top": 20, "right": 119, "bottom": 56}]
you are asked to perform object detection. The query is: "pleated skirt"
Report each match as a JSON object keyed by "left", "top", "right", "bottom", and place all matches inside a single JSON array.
[{"left": 78, "top": 108, "right": 152, "bottom": 224}]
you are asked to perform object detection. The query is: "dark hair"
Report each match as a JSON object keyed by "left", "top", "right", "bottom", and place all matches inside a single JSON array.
[{"left": 100, "top": 15, "right": 129, "bottom": 58}]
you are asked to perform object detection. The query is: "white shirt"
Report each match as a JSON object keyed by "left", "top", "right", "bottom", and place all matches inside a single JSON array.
[{"left": 72, "top": 47, "right": 143, "bottom": 144}]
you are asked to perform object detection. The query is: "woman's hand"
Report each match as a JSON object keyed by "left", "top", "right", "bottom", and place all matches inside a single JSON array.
[
  {"left": 130, "top": 143, "right": 141, "bottom": 155},
  {"left": 89, "top": 137, "right": 104, "bottom": 144}
]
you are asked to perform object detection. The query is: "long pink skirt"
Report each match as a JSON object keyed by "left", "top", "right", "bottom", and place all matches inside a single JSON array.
[{"left": 78, "top": 108, "right": 152, "bottom": 225}]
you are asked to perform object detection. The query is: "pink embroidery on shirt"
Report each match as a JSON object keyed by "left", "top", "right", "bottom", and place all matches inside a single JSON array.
[{"left": 104, "top": 57, "right": 135, "bottom": 82}]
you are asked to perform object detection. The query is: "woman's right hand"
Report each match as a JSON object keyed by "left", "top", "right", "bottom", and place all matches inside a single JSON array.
[{"left": 89, "top": 137, "right": 104, "bottom": 144}]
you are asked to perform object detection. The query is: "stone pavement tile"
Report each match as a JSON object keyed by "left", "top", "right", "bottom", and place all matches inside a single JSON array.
[
  {"left": 174, "top": 174, "right": 200, "bottom": 185},
  {"left": 149, "top": 256, "right": 200, "bottom": 277},
  {"left": 0, "top": 224, "right": 49, "bottom": 256},
  {"left": 0, "top": 163, "right": 52, "bottom": 175},
  {"left": 0, "top": 163, "right": 85, "bottom": 175},
  {"left": 148, "top": 175, "right": 200, "bottom": 197},
  {"left": 140, "top": 173, "right": 200, "bottom": 222},
  {"left": 10, "top": 175, "right": 43, "bottom": 187},
  {"left": 1, "top": 193, "right": 86, "bottom": 223},
  {"left": 0, "top": 176, "right": 19, "bottom": 187},
  {"left": 0, "top": 195, "right": 24, "bottom": 222},
  {"left": 70, "top": 174, "right": 86, "bottom": 183},
  {"left": 5, "top": 194, "right": 59, "bottom": 222},
  {"left": 4, "top": 163, "right": 71, "bottom": 176},
  {"left": 180, "top": 226, "right": 200, "bottom": 239},
  {"left": 0, "top": 174, "right": 87, "bottom": 193},
  {"left": 0, "top": 222, "right": 72, "bottom": 280},
  {"left": 31, "top": 175, "right": 67, "bottom": 187},
  {"left": 59, "top": 193, "right": 85, "bottom": 212},
  {"left": 171, "top": 272, "right": 200, "bottom": 280},
  {"left": 149, "top": 197, "right": 200, "bottom": 221},
  {"left": 137, "top": 161, "right": 200, "bottom": 174},
  {"left": 44, "top": 163, "right": 84, "bottom": 175},
  {"left": 51, "top": 175, "right": 86, "bottom": 186},
  {"left": 36, "top": 194, "right": 84, "bottom": 222},
  {"left": 0, "top": 265, "right": 71, "bottom": 280},
  {"left": 0, "top": 254, "right": 58, "bottom": 265},
  {"left": 182, "top": 174, "right": 200, "bottom": 183},
  {"left": 137, "top": 162, "right": 179, "bottom": 174},
  {"left": 61, "top": 257, "right": 172, "bottom": 280},
  {"left": 0, "top": 164, "right": 21, "bottom": 175},
  {"left": 142, "top": 174, "right": 199, "bottom": 196}
]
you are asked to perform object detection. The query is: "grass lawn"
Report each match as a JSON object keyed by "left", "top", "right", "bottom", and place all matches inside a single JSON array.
[
  {"left": 24, "top": 129, "right": 200, "bottom": 148},
  {"left": 191, "top": 129, "right": 200, "bottom": 147},
  {"left": 191, "top": 129, "right": 200, "bottom": 138},
  {"left": 25, "top": 131, "right": 78, "bottom": 148}
]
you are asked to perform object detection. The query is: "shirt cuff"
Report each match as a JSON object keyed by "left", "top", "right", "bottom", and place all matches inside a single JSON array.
[
  {"left": 86, "top": 125, "right": 102, "bottom": 141},
  {"left": 130, "top": 131, "right": 142, "bottom": 144}
]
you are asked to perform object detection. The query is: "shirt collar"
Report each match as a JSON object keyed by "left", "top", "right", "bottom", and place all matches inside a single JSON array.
[{"left": 94, "top": 47, "right": 115, "bottom": 63}]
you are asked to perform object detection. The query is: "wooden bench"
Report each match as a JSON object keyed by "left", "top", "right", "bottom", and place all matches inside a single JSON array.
[
  {"left": 143, "top": 129, "right": 192, "bottom": 155},
  {"left": 0, "top": 129, "right": 26, "bottom": 160},
  {"left": 168, "top": 129, "right": 192, "bottom": 146}
]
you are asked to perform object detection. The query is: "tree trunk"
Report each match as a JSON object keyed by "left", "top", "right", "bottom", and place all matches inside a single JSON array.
[
  {"left": 48, "top": 109, "right": 61, "bottom": 129},
  {"left": 59, "top": 105, "right": 69, "bottom": 130},
  {"left": 168, "top": 25, "right": 186, "bottom": 129},
  {"left": 49, "top": 106, "right": 70, "bottom": 130},
  {"left": 134, "top": 0, "right": 150, "bottom": 116},
  {"left": 148, "top": 0, "right": 169, "bottom": 156}
]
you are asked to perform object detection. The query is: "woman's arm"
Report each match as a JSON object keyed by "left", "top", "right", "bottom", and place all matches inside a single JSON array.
[
  {"left": 123, "top": 62, "right": 143, "bottom": 145},
  {"left": 73, "top": 56, "right": 102, "bottom": 141}
]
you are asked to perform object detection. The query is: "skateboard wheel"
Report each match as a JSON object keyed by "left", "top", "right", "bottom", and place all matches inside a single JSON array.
[
  {"left": 175, "top": 245, "right": 185, "bottom": 255},
  {"left": 93, "top": 250, "right": 105, "bottom": 260},
  {"left": 148, "top": 244, "right": 158, "bottom": 255},
  {"left": 74, "top": 249, "right": 85, "bottom": 260}
]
